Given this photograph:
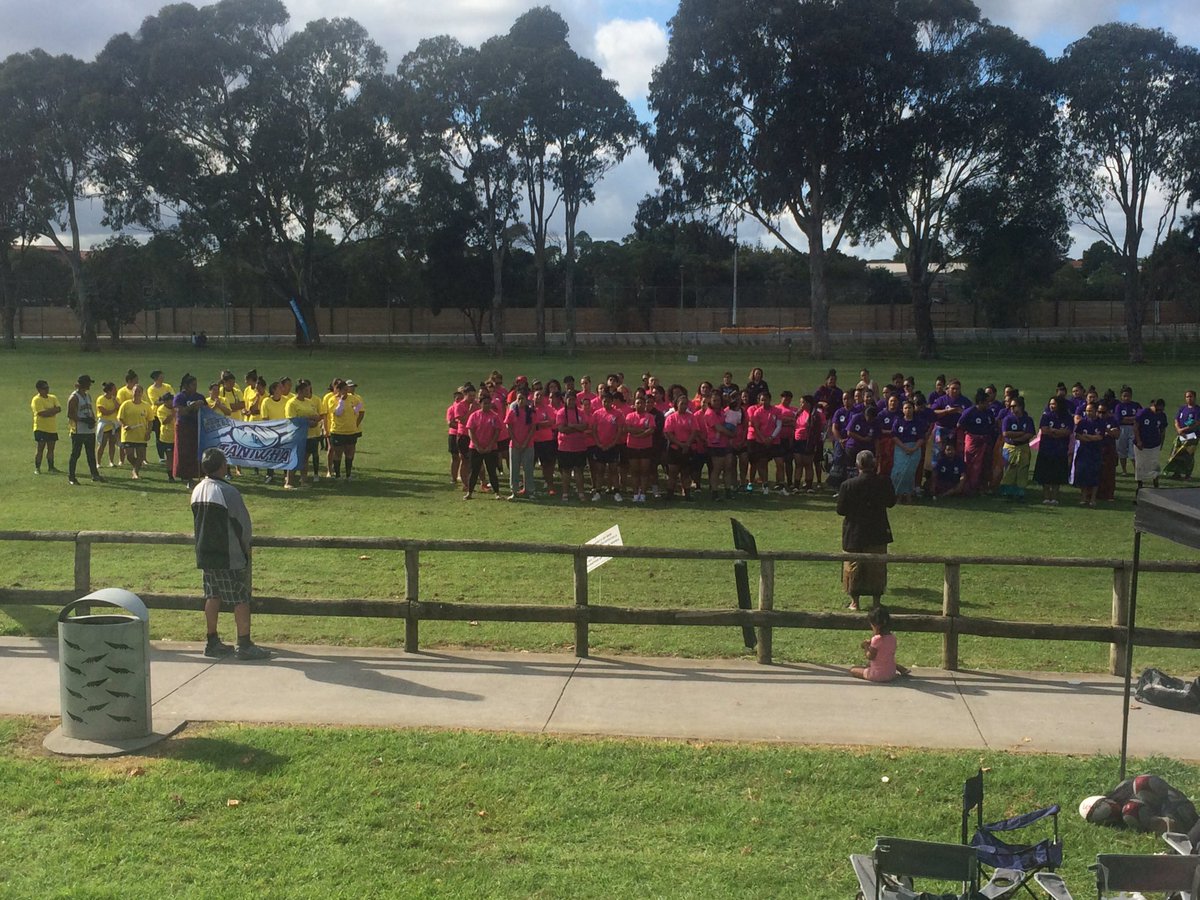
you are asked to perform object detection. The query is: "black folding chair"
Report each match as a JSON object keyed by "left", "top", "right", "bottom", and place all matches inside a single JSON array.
[
  {"left": 962, "top": 769, "right": 1063, "bottom": 899},
  {"left": 850, "top": 836, "right": 980, "bottom": 899},
  {"left": 1093, "top": 853, "right": 1200, "bottom": 899}
]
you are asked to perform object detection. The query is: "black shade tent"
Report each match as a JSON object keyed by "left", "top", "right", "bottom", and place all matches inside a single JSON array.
[{"left": 1120, "top": 488, "right": 1200, "bottom": 777}]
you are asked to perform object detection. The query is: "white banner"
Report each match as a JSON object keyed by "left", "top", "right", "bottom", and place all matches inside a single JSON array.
[{"left": 585, "top": 525, "right": 623, "bottom": 573}]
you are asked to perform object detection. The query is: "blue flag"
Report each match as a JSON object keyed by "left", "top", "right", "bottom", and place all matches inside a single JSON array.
[
  {"left": 198, "top": 407, "right": 307, "bottom": 470},
  {"left": 289, "top": 299, "right": 312, "bottom": 344}
]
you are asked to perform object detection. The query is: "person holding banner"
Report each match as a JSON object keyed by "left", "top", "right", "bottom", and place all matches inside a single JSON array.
[{"left": 285, "top": 380, "right": 324, "bottom": 489}]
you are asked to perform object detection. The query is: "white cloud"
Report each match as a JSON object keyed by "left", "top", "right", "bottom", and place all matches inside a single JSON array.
[{"left": 593, "top": 17, "right": 667, "bottom": 102}]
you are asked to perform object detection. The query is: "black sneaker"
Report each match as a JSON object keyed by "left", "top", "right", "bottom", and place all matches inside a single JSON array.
[
  {"left": 204, "top": 640, "right": 234, "bottom": 658},
  {"left": 235, "top": 643, "right": 272, "bottom": 661},
  {"left": 91, "top": 474, "right": 106, "bottom": 483},
  {"left": 68, "top": 477, "right": 80, "bottom": 485}
]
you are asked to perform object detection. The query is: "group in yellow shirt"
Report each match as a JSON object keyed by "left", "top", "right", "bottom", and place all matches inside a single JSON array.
[{"left": 116, "top": 386, "right": 153, "bottom": 479}]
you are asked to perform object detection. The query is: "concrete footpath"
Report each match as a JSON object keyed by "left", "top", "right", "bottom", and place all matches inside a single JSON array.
[{"left": 2, "top": 636, "right": 1196, "bottom": 760}]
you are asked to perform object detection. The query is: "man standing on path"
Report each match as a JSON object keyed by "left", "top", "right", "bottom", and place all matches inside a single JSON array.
[
  {"left": 836, "top": 450, "right": 896, "bottom": 611},
  {"left": 66, "top": 375, "right": 104, "bottom": 485},
  {"left": 191, "top": 448, "right": 271, "bottom": 661}
]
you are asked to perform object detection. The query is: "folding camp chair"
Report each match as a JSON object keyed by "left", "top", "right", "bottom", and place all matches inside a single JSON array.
[
  {"left": 1033, "top": 853, "right": 1200, "bottom": 900},
  {"left": 1164, "top": 820, "right": 1200, "bottom": 856},
  {"left": 1093, "top": 853, "right": 1200, "bottom": 900},
  {"left": 962, "top": 769, "right": 1063, "bottom": 899},
  {"left": 850, "top": 836, "right": 980, "bottom": 900}
]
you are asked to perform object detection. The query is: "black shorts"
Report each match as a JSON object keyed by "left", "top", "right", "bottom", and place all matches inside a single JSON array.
[
  {"left": 330, "top": 433, "right": 358, "bottom": 447},
  {"left": 34, "top": 432, "right": 58, "bottom": 444},
  {"left": 498, "top": 438, "right": 510, "bottom": 454},
  {"left": 534, "top": 440, "right": 557, "bottom": 466},
  {"left": 557, "top": 449, "right": 587, "bottom": 471},
  {"left": 456, "top": 434, "right": 470, "bottom": 455},
  {"left": 624, "top": 445, "right": 652, "bottom": 461},
  {"left": 707, "top": 446, "right": 731, "bottom": 458},
  {"left": 121, "top": 440, "right": 147, "bottom": 450},
  {"left": 448, "top": 434, "right": 459, "bottom": 455},
  {"left": 591, "top": 446, "right": 620, "bottom": 464},
  {"left": 748, "top": 443, "right": 773, "bottom": 463},
  {"left": 666, "top": 446, "right": 690, "bottom": 467},
  {"left": 778, "top": 435, "right": 795, "bottom": 455},
  {"left": 306, "top": 437, "right": 322, "bottom": 456}
]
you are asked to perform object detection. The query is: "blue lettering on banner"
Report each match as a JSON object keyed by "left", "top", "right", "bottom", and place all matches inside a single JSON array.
[{"left": 198, "top": 408, "right": 307, "bottom": 470}]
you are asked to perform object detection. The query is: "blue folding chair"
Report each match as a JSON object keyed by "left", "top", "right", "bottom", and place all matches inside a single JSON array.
[{"left": 962, "top": 769, "right": 1063, "bottom": 899}]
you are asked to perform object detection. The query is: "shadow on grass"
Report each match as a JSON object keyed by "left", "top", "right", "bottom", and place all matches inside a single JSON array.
[
  {"left": 153, "top": 734, "right": 288, "bottom": 772},
  {"left": 0, "top": 606, "right": 58, "bottom": 637}
]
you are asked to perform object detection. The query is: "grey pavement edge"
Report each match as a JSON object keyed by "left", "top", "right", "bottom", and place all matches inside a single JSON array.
[{"left": 0, "top": 637, "right": 1194, "bottom": 761}]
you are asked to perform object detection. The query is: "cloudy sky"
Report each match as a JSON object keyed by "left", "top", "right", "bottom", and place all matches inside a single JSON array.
[{"left": 2, "top": 0, "right": 1197, "bottom": 255}]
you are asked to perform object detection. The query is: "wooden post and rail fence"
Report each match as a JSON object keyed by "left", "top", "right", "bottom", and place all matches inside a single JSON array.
[{"left": 1, "top": 529, "right": 1198, "bottom": 675}]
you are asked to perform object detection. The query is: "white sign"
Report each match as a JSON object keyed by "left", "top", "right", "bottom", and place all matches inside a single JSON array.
[
  {"left": 585, "top": 525, "right": 623, "bottom": 573},
  {"left": 687, "top": 354, "right": 699, "bottom": 363}
]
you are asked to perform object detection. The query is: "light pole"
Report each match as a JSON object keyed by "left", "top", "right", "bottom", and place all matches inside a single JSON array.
[
  {"left": 678, "top": 265, "right": 685, "bottom": 347},
  {"left": 732, "top": 220, "right": 739, "bottom": 327}
]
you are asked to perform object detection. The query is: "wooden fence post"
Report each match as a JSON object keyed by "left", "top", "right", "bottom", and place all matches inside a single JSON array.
[
  {"left": 942, "top": 563, "right": 960, "bottom": 670},
  {"left": 756, "top": 559, "right": 775, "bottom": 665},
  {"left": 73, "top": 536, "right": 91, "bottom": 614},
  {"left": 1110, "top": 565, "right": 1129, "bottom": 677},
  {"left": 404, "top": 547, "right": 420, "bottom": 653},
  {"left": 574, "top": 553, "right": 589, "bottom": 659}
]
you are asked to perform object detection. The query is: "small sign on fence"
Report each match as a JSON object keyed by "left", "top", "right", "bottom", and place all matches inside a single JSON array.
[{"left": 586, "top": 525, "right": 623, "bottom": 573}]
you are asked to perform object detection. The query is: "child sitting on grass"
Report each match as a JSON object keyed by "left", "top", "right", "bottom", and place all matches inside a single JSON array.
[{"left": 850, "top": 605, "right": 910, "bottom": 682}]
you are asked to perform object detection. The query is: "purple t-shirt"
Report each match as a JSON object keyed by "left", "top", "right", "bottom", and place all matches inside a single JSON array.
[
  {"left": 878, "top": 410, "right": 900, "bottom": 434},
  {"left": 893, "top": 418, "right": 921, "bottom": 444},
  {"left": 1136, "top": 408, "right": 1165, "bottom": 449},
  {"left": 1176, "top": 404, "right": 1200, "bottom": 431},
  {"left": 932, "top": 395, "right": 967, "bottom": 437},
  {"left": 845, "top": 413, "right": 879, "bottom": 454},
  {"left": 1114, "top": 400, "right": 1142, "bottom": 424},
  {"left": 957, "top": 406, "right": 996, "bottom": 437},
  {"left": 831, "top": 406, "right": 855, "bottom": 439},
  {"left": 1075, "top": 417, "right": 1105, "bottom": 459},
  {"left": 914, "top": 408, "right": 936, "bottom": 437},
  {"left": 1000, "top": 413, "right": 1034, "bottom": 441},
  {"left": 936, "top": 455, "right": 963, "bottom": 485},
  {"left": 814, "top": 384, "right": 843, "bottom": 411},
  {"left": 1038, "top": 412, "right": 1071, "bottom": 457}
]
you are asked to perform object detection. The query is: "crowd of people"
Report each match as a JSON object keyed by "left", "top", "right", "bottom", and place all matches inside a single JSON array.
[
  {"left": 31, "top": 368, "right": 366, "bottom": 489},
  {"left": 445, "top": 366, "right": 1199, "bottom": 506}
]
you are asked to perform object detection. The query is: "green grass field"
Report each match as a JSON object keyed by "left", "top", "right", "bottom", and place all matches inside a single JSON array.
[
  {"left": 1, "top": 717, "right": 1197, "bottom": 898},
  {"left": 2, "top": 342, "right": 1198, "bottom": 675}
]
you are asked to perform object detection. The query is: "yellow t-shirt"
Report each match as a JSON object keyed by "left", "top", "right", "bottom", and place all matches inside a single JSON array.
[
  {"left": 97, "top": 394, "right": 120, "bottom": 424},
  {"left": 31, "top": 394, "right": 60, "bottom": 433},
  {"left": 285, "top": 396, "right": 323, "bottom": 438},
  {"left": 156, "top": 403, "right": 176, "bottom": 444},
  {"left": 328, "top": 392, "right": 365, "bottom": 436},
  {"left": 116, "top": 385, "right": 135, "bottom": 405},
  {"left": 321, "top": 391, "right": 337, "bottom": 433},
  {"left": 259, "top": 396, "right": 290, "bottom": 421},
  {"left": 242, "top": 385, "right": 261, "bottom": 421},
  {"left": 117, "top": 400, "right": 153, "bottom": 443},
  {"left": 218, "top": 384, "right": 244, "bottom": 415},
  {"left": 146, "top": 382, "right": 174, "bottom": 410}
]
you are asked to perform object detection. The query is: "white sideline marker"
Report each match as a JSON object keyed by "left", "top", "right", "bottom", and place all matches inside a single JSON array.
[{"left": 586, "top": 525, "right": 623, "bottom": 573}]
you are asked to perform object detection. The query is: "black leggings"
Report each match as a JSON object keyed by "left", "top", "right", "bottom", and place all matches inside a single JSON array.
[
  {"left": 468, "top": 450, "right": 500, "bottom": 493},
  {"left": 68, "top": 434, "right": 99, "bottom": 479}
]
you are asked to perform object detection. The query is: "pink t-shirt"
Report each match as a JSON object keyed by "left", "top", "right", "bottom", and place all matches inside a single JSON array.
[
  {"left": 698, "top": 407, "right": 729, "bottom": 449},
  {"left": 865, "top": 633, "right": 898, "bottom": 682},
  {"left": 663, "top": 410, "right": 695, "bottom": 447},
  {"left": 746, "top": 405, "right": 780, "bottom": 444},
  {"left": 624, "top": 411, "right": 655, "bottom": 450},
  {"left": 466, "top": 408, "right": 500, "bottom": 451},
  {"left": 450, "top": 399, "right": 475, "bottom": 435},
  {"left": 776, "top": 403, "right": 798, "bottom": 431},
  {"left": 445, "top": 403, "right": 456, "bottom": 435},
  {"left": 532, "top": 403, "right": 555, "bottom": 442},
  {"left": 592, "top": 409, "right": 623, "bottom": 448},
  {"left": 505, "top": 404, "right": 536, "bottom": 446},
  {"left": 555, "top": 406, "right": 590, "bottom": 452}
]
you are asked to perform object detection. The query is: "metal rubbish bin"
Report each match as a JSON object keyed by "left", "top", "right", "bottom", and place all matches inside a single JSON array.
[{"left": 58, "top": 589, "right": 152, "bottom": 742}]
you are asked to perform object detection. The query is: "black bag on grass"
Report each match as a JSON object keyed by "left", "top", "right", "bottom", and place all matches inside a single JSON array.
[{"left": 1135, "top": 668, "right": 1200, "bottom": 714}]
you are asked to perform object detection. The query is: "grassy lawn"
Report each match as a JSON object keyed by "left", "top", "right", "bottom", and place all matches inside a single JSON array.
[
  {"left": 1, "top": 342, "right": 1198, "bottom": 674},
  {"left": 0, "top": 717, "right": 1196, "bottom": 898}
]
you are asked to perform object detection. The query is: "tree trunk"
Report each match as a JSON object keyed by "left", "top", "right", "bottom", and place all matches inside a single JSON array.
[
  {"left": 67, "top": 255, "right": 99, "bottom": 353},
  {"left": 534, "top": 242, "right": 546, "bottom": 352},
  {"left": 806, "top": 224, "right": 832, "bottom": 359},
  {"left": 1125, "top": 264, "right": 1144, "bottom": 364},
  {"left": 490, "top": 245, "right": 505, "bottom": 357},
  {"left": 563, "top": 203, "right": 578, "bottom": 357},
  {"left": 0, "top": 251, "right": 14, "bottom": 349},
  {"left": 910, "top": 278, "right": 937, "bottom": 359}
]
